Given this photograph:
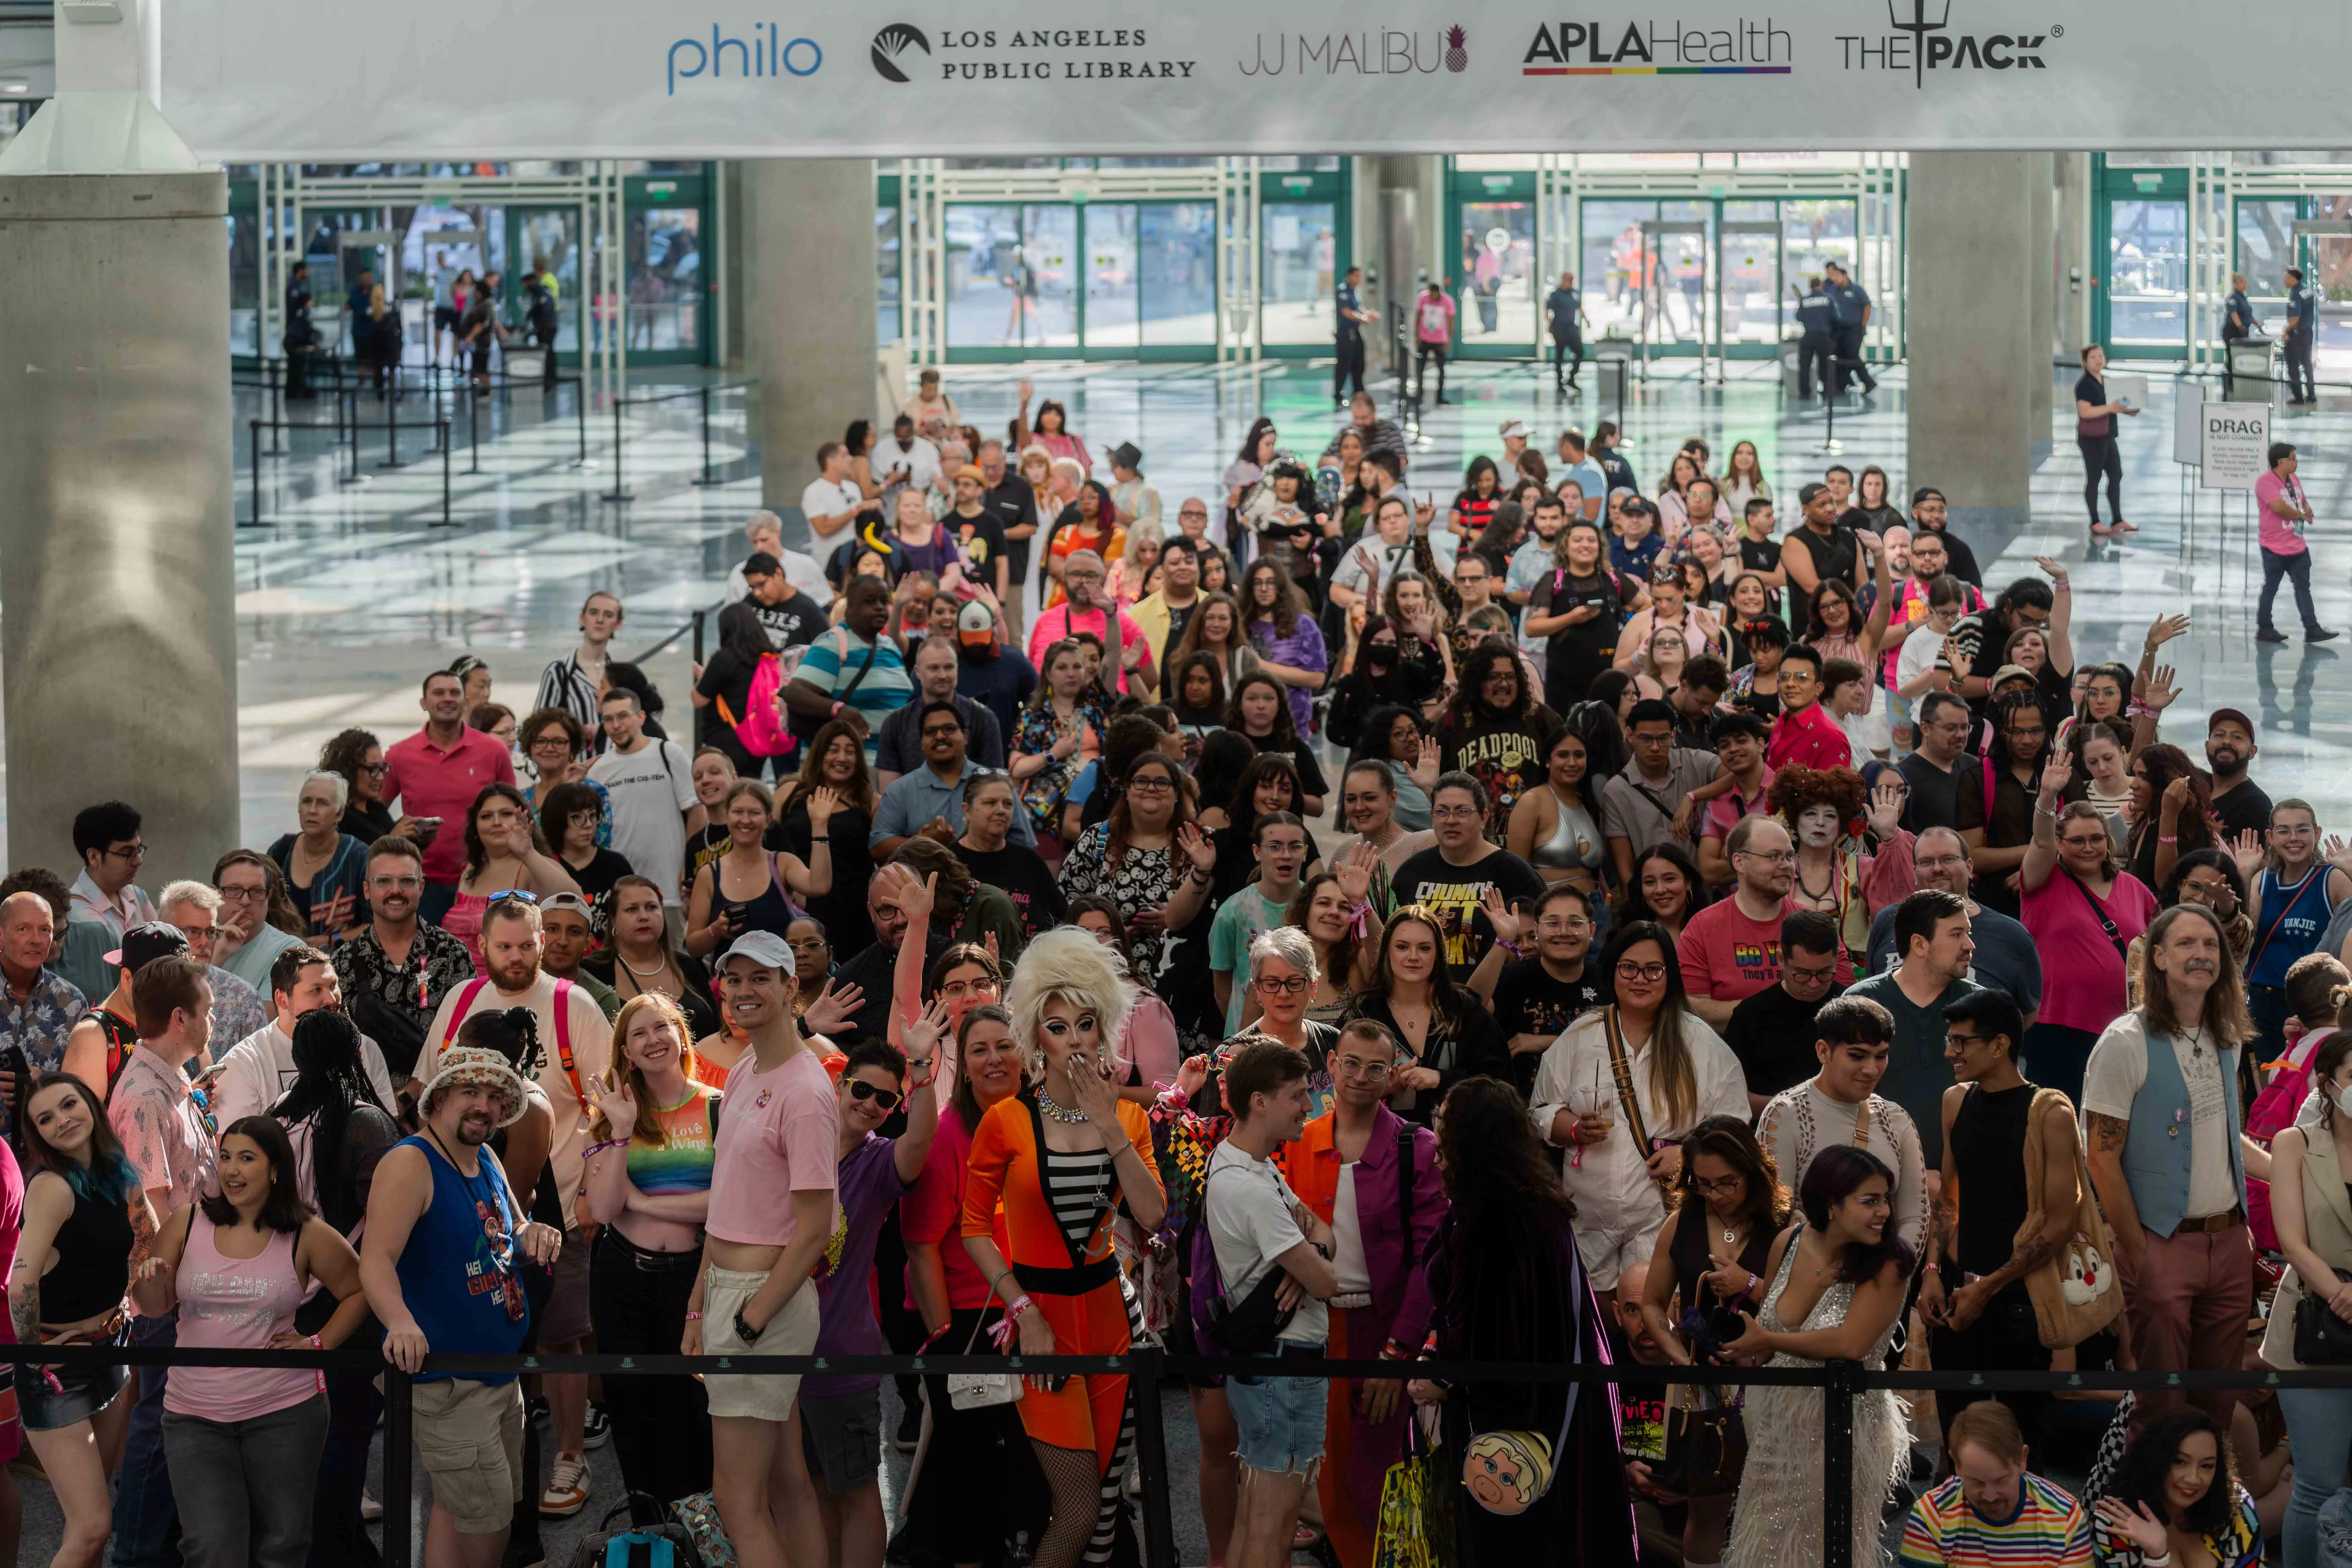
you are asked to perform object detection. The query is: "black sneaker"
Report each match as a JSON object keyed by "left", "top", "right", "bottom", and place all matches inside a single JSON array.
[
  {"left": 2258, "top": 628, "right": 2290, "bottom": 643},
  {"left": 583, "top": 1402, "right": 611, "bottom": 1450},
  {"left": 2310, "top": 628, "right": 2341, "bottom": 643},
  {"left": 893, "top": 1399, "right": 923, "bottom": 1454}
]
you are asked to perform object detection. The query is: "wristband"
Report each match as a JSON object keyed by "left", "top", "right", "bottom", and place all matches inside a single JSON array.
[
  {"left": 684, "top": 1310, "right": 703, "bottom": 1322},
  {"left": 830, "top": 701, "right": 843, "bottom": 718},
  {"left": 308, "top": 1334, "right": 323, "bottom": 1350},
  {"left": 2158, "top": 834, "right": 2178, "bottom": 844},
  {"left": 585, "top": 1137, "right": 628, "bottom": 1158},
  {"left": 1006, "top": 1294, "right": 1035, "bottom": 1321},
  {"left": 2053, "top": 580, "right": 2071, "bottom": 593}
]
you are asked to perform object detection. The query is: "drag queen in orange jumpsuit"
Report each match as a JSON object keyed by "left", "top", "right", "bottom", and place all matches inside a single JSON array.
[{"left": 963, "top": 928, "right": 1167, "bottom": 1568}]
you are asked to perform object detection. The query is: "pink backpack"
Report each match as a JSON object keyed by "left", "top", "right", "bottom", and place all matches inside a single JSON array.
[
  {"left": 722, "top": 649, "right": 801, "bottom": 760},
  {"left": 2247, "top": 1026, "right": 2331, "bottom": 1250}
]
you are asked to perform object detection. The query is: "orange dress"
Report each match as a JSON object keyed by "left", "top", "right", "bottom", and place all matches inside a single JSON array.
[{"left": 961, "top": 1094, "right": 1160, "bottom": 1470}]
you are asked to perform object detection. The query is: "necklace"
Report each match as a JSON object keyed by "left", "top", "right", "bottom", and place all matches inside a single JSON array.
[
  {"left": 1037, "top": 1087, "right": 1089, "bottom": 1124},
  {"left": 1795, "top": 860, "right": 1837, "bottom": 905},
  {"left": 617, "top": 950, "right": 669, "bottom": 980},
  {"left": 1721, "top": 1217, "right": 1744, "bottom": 1248}
]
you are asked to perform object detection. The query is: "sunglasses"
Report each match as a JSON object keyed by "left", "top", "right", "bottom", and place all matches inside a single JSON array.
[{"left": 846, "top": 1080, "right": 903, "bottom": 1111}]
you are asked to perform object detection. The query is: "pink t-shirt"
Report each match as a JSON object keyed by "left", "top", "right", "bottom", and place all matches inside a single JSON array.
[
  {"left": 2019, "top": 870, "right": 2158, "bottom": 1034},
  {"left": 1676, "top": 896, "right": 1853, "bottom": 1004},
  {"left": 706, "top": 1046, "right": 839, "bottom": 1247},
  {"left": 1700, "top": 768, "right": 1777, "bottom": 845},
  {"left": 1415, "top": 293, "right": 1457, "bottom": 345},
  {"left": 2258, "top": 471, "right": 2310, "bottom": 557}
]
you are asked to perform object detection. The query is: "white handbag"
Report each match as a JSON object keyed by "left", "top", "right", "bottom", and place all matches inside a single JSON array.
[{"left": 947, "top": 1279, "right": 1025, "bottom": 1411}]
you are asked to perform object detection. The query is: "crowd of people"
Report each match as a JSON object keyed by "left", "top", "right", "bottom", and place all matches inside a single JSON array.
[{"left": 0, "top": 378, "right": 2342, "bottom": 1568}]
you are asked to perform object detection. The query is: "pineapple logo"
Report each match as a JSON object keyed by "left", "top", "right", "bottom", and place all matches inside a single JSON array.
[{"left": 1444, "top": 24, "right": 1469, "bottom": 72}]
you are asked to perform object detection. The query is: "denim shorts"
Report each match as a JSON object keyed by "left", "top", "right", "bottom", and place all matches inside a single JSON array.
[{"left": 1225, "top": 1343, "right": 1327, "bottom": 1478}]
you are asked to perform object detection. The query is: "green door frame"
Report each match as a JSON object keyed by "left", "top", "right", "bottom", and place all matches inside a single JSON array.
[
  {"left": 1446, "top": 168, "right": 1538, "bottom": 359},
  {"left": 2090, "top": 156, "right": 2191, "bottom": 361},
  {"left": 619, "top": 171, "right": 715, "bottom": 366},
  {"left": 1259, "top": 169, "right": 1350, "bottom": 361}
]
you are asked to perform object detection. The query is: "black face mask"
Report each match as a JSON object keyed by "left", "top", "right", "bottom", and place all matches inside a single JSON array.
[{"left": 1364, "top": 645, "right": 1396, "bottom": 670}]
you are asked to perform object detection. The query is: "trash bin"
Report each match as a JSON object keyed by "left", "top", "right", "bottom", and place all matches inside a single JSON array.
[
  {"left": 2228, "top": 340, "right": 2275, "bottom": 402},
  {"left": 1780, "top": 337, "right": 1803, "bottom": 397}
]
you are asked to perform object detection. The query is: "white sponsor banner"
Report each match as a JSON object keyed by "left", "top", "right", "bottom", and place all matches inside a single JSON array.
[
  {"left": 153, "top": 0, "right": 2352, "bottom": 161},
  {"left": 2199, "top": 403, "right": 2270, "bottom": 491}
]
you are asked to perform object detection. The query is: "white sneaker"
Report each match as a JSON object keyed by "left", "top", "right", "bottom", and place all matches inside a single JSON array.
[
  {"left": 538, "top": 1452, "right": 591, "bottom": 1518},
  {"left": 360, "top": 1490, "right": 384, "bottom": 1522}
]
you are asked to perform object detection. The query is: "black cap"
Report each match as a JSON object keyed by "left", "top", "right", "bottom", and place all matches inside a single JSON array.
[
  {"left": 743, "top": 551, "right": 782, "bottom": 578},
  {"left": 1108, "top": 441, "right": 1142, "bottom": 471},
  {"left": 103, "top": 921, "right": 189, "bottom": 973}
]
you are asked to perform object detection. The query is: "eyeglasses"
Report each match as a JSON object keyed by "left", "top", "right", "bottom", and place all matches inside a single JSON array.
[
  {"left": 1335, "top": 1057, "right": 1393, "bottom": 1080},
  {"left": 1735, "top": 848, "right": 1796, "bottom": 865},
  {"left": 1537, "top": 916, "right": 1592, "bottom": 934},
  {"left": 105, "top": 843, "right": 147, "bottom": 862},
  {"left": 846, "top": 1080, "right": 903, "bottom": 1111},
  {"left": 1615, "top": 961, "right": 1670, "bottom": 982},
  {"left": 1689, "top": 1175, "right": 1745, "bottom": 1197},
  {"left": 1179, "top": 507, "right": 1209, "bottom": 519},
  {"left": 1431, "top": 805, "right": 1482, "bottom": 821},
  {"left": 217, "top": 884, "right": 267, "bottom": 903},
  {"left": 360, "top": 762, "right": 390, "bottom": 776},
  {"left": 530, "top": 735, "right": 573, "bottom": 752},
  {"left": 1254, "top": 975, "right": 1311, "bottom": 995},
  {"left": 1945, "top": 1030, "right": 1989, "bottom": 1050},
  {"left": 1785, "top": 962, "right": 1839, "bottom": 985},
  {"left": 920, "top": 725, "right": 964, "bottom": 741}
]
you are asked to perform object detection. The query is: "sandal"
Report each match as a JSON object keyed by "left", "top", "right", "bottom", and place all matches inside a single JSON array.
[
  {"left": 2090, "top": 524, "right": 2114, "bottom": 539},
  {"left": 2111, "top": 519, "right": 2141, "bottom": 533}
]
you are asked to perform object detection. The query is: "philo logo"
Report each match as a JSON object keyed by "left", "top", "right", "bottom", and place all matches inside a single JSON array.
[
  {"left": 872, "top": 23, "right": 931, "bottom": 82},
  {"left": 1237, "top": 25, "right": 1465, "bottom": 77},
  {"left": 1837, "top": 0, "right": 2056, "bottom": 84},
  {"left": 1521, "top": 18, "right": 1793, "bottom": 75},
  {"left": 666, "top": 24, "right": 821, "bottom": 95}
]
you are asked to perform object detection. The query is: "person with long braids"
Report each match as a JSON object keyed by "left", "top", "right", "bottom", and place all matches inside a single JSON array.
[
  {"left": 1439, "top": 642, "right": 1558, "bottom": 843},
  {"left": 961, "top": 930, "right": 1167, "bottom": 1568},
  {"left": 1405, "top": 1077, "right": 1639, "bottom": 1567}
]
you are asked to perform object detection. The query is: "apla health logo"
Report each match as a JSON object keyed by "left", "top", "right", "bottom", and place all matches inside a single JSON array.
[{"left": 873, "top": 23, "right": 930, "bottom": 83}]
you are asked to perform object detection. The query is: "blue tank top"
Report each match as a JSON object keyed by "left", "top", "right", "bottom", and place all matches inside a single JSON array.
[
  {"left": 2250, "top": 866, "right": 2332, "bottom": 989},
  {"left": 391, "top": 1133, "right": 530, "bottom": 1383}
]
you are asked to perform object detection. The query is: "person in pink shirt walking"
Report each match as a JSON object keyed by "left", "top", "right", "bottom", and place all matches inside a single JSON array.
[
  {"left": 2256, "top": 441, "right": 2338, "bottom": 645},
  {"left": 1413, "top": 279, "right": 1456, "bottom": 408}
]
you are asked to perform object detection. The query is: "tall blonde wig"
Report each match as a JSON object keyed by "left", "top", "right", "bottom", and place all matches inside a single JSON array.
[{"left": 1007, "top": 926, "right": 1136, "bottom": 1086}]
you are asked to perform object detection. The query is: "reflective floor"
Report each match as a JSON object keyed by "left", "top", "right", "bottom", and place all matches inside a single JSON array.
[{"left": 9, "top": 349, "right": 2350, "bottom": 851}]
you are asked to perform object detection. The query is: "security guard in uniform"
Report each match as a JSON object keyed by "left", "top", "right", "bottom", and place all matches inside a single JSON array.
[
  {"left": 1545, "top": 270, "right": 1585, "bottom": 393},
  {"left": 1795, "top": 277, "right": 1836, "bottom": 400},
  {"left": 1825, "top": 260, "right": 1877, "bottom": 396},
  {"left": 2223, "top": 271, "right": 2259, "bottom": 399},
  {"left": 2284, "top": 265, "right": 2319, "bottom": 404},
  {"left": 1333, "top": 264, "right": 1369, "bottom": 405}
]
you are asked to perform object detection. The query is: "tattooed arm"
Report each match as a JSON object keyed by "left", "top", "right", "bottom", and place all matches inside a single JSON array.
[
  {"left": 2083, "top": 1111, "right": 2146, "bottom": 1274},
  {"left": 9, "top": 1173, "right": 74, "bottom": 1344},
  {"left": 1920, "top": 1085, "right": 1963, "bottom": 1324}
]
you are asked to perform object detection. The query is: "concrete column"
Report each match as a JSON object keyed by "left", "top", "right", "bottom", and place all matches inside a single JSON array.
[
  {"left": 1906, "top": 152, "right": 2037, "bottom": 539},
  {"left": 2028, "top": 151, "right": 2056, "bottom": 448},
  {"left": 744, "top": 158, "right": 877, "bottom": 531},
  {"left": 1374, "top": 155, "right": 1426, "bottom": 378},
  {"left": 2056, "top": 152, "right": 2095, "bottom": 351},
  {"left": 0, "top": 170, "right": 239, "bottom": 885}
]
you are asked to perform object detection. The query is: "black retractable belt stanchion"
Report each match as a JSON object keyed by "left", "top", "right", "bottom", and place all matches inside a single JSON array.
[
  {"left": 603, "top": 392, "right": 631, "bottom": 502},
  {"left": 379, "top": 378, "right": 412, "bottom": 470},
  {"left": 469, "top": 389, "right": 482, "bottom": 477},
  {"left": 246, "top": 421, "right": 262, "bottom": 527},
  {"left": 438, "top": 421, "right": 454, "bottom": 526},
  {"left": 691, "top": 383, "right": 721, "bottom": 486},
  {"left": 268, "top": 375, "right": 284, "bottom": 454},
  {"left": 1821, "top": 1358, "right": 1856, "bottom": 1568},
  {"left": 383, "top": 1368, "right": 414, "bottom": 1568},
  {"left": 1129, "top": 1343, "right": 1179, "bottom": 1568},
  {"left": 692, "top": 608, "right": 707, "bottom": 664},
  {"left": 575, "top": 377, "right": 590, "bottom": 468}
]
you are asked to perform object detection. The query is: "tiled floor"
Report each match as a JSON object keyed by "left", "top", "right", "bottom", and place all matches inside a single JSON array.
[{"left": 179, "top": 352, "right": 2352, "bottom": 850}]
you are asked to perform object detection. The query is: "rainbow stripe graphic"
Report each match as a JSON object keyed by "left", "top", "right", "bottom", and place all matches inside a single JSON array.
[{"left": 1522, "top": 63, "right": 1792, "bottom": 74}]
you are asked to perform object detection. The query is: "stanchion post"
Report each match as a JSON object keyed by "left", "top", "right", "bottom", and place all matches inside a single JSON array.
[
  {"left": 693, "top": 608, "right": 707, "bottom": 665},
  {"left": 441, "top": 421, "right": 453, "bottom": 526},
  {"left": 268, "top": 374, "right": 284, "bottom": 454},
  {"left": 1821, "top": 1358, "right": 1855, "bottom": 1568},
  {"left": 1129, "top": 1344, "right": 1179, "bottom": 1568},
  {"left": 692, "top": 383, "right": 717, "bottom": 485},
  {"left": 469, "top": 389, "right": 482, "bottom": 477},
  {"left": 603, "top": 392, "right": 631, "bottom": 502},
  {"left": 575, "top": 376, "right": 589, "bottom": 467},
  {"left": 247, "top": 420, "right": 261, "bottom": 527},
  {"left": 383, "top": 1367, "right": 414, "bottom": 1568}
]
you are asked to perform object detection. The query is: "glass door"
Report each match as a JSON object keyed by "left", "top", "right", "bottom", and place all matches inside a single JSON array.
[
  {"left": 1137, "top": 201, "right": 1215, "bottom": 349},
  {"left": 1639, "top": 218, "right": 1709, "bottom": 376},
  {"left": 1718, "top": 214, "right": 1782, "bottom": 360},
  {"left": 1084, "top": 203, "right": 1140, "bottom": 351},
  {"left": 505, "top": 208, "right": 581, "bottom": 354},
  {"left": 626, "top": 205, "right": 701, "bottom": 356},
  {"left": 943, "top": 203, "right": 1081, "bottom": 358},
  {"left": 2107, "top": 199, "right": 2189, "bottom": 352},
  {"left": 2299, "top": 206, "right": 2352, "bottom": 382},
  {"left": 1260, "top": 200, "right": 1339, "bottom": 348},
  {"left": 1581, "top": 200, "right": 1656, "bottom": 343},
  {"left": 1457, "top": 199, "right": 1536, "bottom": 352}
]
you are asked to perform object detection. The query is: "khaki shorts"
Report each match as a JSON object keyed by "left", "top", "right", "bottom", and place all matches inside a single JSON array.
[
  {"left": 409, "top": 1377, "right": 526, "bottom": 1534},
  {"left": 702, "top": 1267, "right": 820, "bottom": 1424}
]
